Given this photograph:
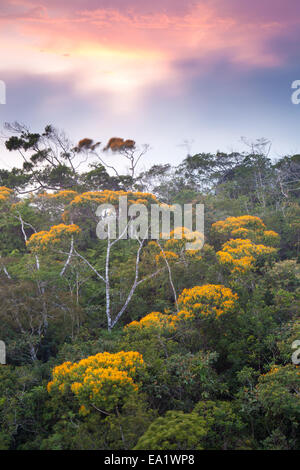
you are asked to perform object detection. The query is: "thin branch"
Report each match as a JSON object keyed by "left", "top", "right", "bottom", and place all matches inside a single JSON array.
[
  {"left": 16, "top": 212, "right": 40, "bottom": 270},
  {"left": 156, "top": 240, "right": 179, "bottom": 312},
  {"left": 92, "top": 151, "right": 120, "bottom": 177},
  {"left": 91, "top": 404, "right": 110, "bottom": 416},
  {"left": 0, "top": 256, "right": 12, "bottom": 280},
  {"left": 73, "top": 249, "right": 106, "bottom": 283},
  {"left": 60, "top": 236, "right": 74, "bottom": 277}
]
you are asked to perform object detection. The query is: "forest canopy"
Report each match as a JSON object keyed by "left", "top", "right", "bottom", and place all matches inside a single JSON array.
[{"left": 0, "top": 125, "right": 299, "bottom": 450}]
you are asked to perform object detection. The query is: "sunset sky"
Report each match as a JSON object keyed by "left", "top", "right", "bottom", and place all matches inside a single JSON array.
[{"left": 1, "top": 0, "right": 300, "bottom": 171}]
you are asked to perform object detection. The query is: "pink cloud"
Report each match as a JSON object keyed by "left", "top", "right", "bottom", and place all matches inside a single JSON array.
[
  {"left": 5, "top": 2, "right": 286, "bottom": 62},
  {"left": 0, "top": 0, "right": 299, "bottom": 110},
  {"left": 0, "top": 1, "right": 48, "bottom": 20}
]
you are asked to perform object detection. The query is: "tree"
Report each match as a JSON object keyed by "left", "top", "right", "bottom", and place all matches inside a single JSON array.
[
  {"left": 22, "top": 189, "right": 189, "bottom": 330},
  {"left": 134, "top": 410, "right": 208, "bottom": 450},
  {"left": 193, "top": 401, "right": 247, "bottom": 449},
  {"left": 4, "top": 123, "right": 149, "bottom": 193},
  {"left": 212, "top": 215, "right": 279, "bottom": 274},
  {"left": 47, "top": 351, "right": 145, "bottom": 416},
  {"left": 5, "top": 123, "right": 79, "bottom": 192}
]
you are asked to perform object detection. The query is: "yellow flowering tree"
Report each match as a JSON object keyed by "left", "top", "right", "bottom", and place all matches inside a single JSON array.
[
  {"left": 124, "top": 285, "right": 238, "bottom": 339},
  {"left": 217, "top": 238, "right": 277, "bottom": 273},
  {"left": 178, "top": 284, "right": 238, "bottom": 319},
  {"left": 124, "top": 310, "right": 193, "bottom": 334},
  {"left": 0, "top": 186, "right": 13, "bottom": 203},
  {"left": 212, "top": 215, "right": 279, "bottom": 274},
  {"left": 26, "top": 224, "right": 80, "bottom": 252},
  {"left": 212, "top": 215, "right": 279, "bottom": 246},
  {"left": 47, "top": 351, "right": 145, "bottom": 414}
]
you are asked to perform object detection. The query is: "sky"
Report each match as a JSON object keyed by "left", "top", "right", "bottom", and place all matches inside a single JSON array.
[{"left": 1, "top": 0, "right": 300, "bottom": 172}]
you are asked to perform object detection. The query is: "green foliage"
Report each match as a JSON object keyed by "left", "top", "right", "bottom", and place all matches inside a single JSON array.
[
  {"left": 134, "top": 410, "right": 208, "bottom": 450},
  {"left": 0, "top": 125, "right": 299, "bottom": 449},
  {"left": 193, "top": 401, "right": 248, "bottom": 449}
]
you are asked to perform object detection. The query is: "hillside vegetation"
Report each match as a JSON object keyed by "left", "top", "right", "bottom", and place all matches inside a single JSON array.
[{"left": 0, "top": 126, "right": 299, "bottom": 450}]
